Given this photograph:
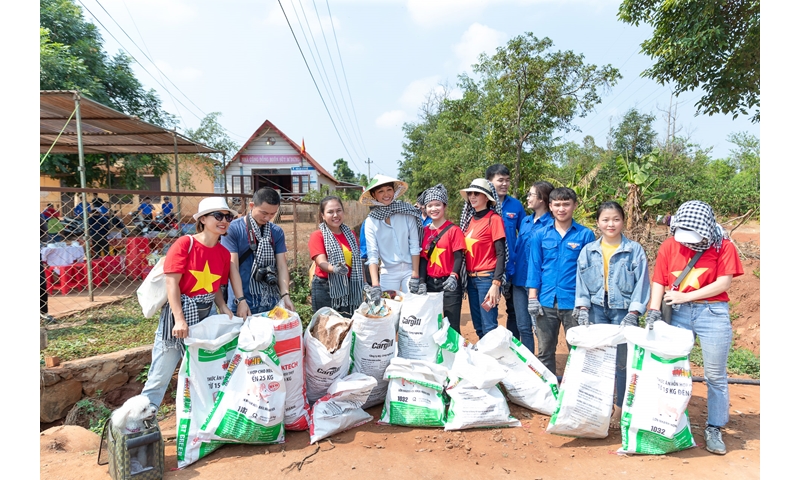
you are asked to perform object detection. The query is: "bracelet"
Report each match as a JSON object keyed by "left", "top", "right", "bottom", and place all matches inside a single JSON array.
[
  {"left": 281, "top": 292, "right": 290, "bottom": 298},
  {"left": 491, "top": 279, "right": 501, "bottom": 287}
]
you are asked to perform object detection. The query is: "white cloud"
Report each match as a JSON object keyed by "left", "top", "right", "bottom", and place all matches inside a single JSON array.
[
  {"left": 375, "top": 110, "right": 411, "bottom": 128},
  {"left": 399, "top": 76, "right": 443, "bottom": 109},
  {"left": 153, "top": 60, "right": 202, "bottom": 82},
  {"left": 406, "top": 0, "right": 490, "bottom": 27},
  {"left": 453, "top": 23, "right": 507, "bottom": 72}
]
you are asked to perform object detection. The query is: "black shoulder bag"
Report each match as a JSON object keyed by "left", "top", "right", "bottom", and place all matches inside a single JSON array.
[
  {"left": 662, "top": 249, "right": 704, "bottom": 324},
  {"left": 426, "top": 223, "right": 456, "bottom": 259}
]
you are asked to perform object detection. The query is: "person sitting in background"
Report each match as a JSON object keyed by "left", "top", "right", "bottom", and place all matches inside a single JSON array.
[
  {"left": 162, "top": 196, "right": 175, "bottom": 224},
  {"left": 73, "top": 200, "right": 92, "bottom": 217},
  {"left": 137, "top": 196, "right": 155, "bottom": 220},
  {"left": 88, "top": 208, "right": 111, "bottom": 256},
  {"left": 42, "top": 204, "right": 60, "bottom": 219}
]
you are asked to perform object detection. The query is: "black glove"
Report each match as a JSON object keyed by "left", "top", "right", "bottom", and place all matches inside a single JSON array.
[
  {"left": 622, "top": 312, "right": 640, "bottom": 327},
  {"left": 442, "top": 274, "right": 458, "bottom": 292},
  {"left": 645, "top": 309, "right": 662, "bottom": 330},
  {"left": 331, "top": 262, "right": 349, "bottom": 276},
  {"left": 408, "top": 277, "right": 420, "bottom": 294},
  {"left": 573, "top": 307, "right": 589, "bottom": 326}
]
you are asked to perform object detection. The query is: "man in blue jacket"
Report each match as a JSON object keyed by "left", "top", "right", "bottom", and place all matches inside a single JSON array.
[
  {"left": 486, "top": 164, "right": 525, "bottom": 339},
  {"left": 526, "top": 187, "right": 596, "bottom": 375}
]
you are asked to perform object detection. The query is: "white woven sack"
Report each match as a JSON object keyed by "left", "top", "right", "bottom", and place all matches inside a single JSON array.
[
  {"left": 304, "top": 308, "right": 354, "bottom": 405},
  {"left": 397, "top": 292, "right": 444, "bottom": 362},
  {"left": 349, "top": 302, "right": 401, "bottom": 408},
  {"left": 136, "top": 235, "right": 193, "bottom": 318}
]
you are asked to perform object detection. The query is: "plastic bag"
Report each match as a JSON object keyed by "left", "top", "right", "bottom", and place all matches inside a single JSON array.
[
  {"left": 397, "top": 292, "right": 444, "bottom": 362},
  {"left": 432, "top": 323, "right": 472, "bottom": 369},
  {"left": 198, "top": 317, "right": 286, "bottom": 446},
  {"left": 617, "top": 322, "right": 697, "bottom": 454},
  {"left": 260, "top": 304, "right": 311, "bottom": 431},
  {"left": 175, "top": 314, "right": 243, "bottom": 469},
  {"left": 476, "top": 325, "right": 559, "bottom": 415},
  {"left": 349, "top": 301, "right": 401, "bottom": 408},
  {"left": 546, "top": 324, "right": 625, "bottom": 438},
  {"left": 308, "top": 373, "right": 377, "bottom": 444},
  {"left": 378, "top": 358, "right": 448, "bottom": 427},
  {"left": 304, "top": 308, "right": 354, "bottom": 405}
]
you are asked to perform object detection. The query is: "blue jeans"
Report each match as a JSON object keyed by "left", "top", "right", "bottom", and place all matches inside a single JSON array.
[
  {"left": 536, "top": 301, "right": 578, "bottom": 376},
  {"left": 512, "top": 285, "right": 535, "bottom": 353},
  {"left": 467, "top": 276, "right": 498, "bottom": 338},
  {"left": 670, "top": 302, "right": 732, "bottom": 427},
  {"left": 588, "top": 302, "right": 627, "bottom": 408}
]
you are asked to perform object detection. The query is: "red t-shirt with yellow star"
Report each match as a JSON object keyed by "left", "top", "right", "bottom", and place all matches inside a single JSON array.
[
  {"left": 308, "top": 229, "right": 357, "bottom": 278},
  {"left": 163, "top": 235, "right": 231, "bottom": 297},
  {"left": 464, "top": 211, "right": 506, "bottom": 273},
  {"left": 652, "top": 237, "right": 743, "bottom": 302},
  {"left": 422, "top": 220, "right": 467, "bottom": 278}
]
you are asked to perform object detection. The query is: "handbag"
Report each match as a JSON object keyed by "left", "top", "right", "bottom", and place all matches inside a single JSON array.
[
  {"left": 661, "top": 249, "right": 704, "bottom": 324},
  {"left": 136, "top": 236, "right": 193, "bottom": 318}
]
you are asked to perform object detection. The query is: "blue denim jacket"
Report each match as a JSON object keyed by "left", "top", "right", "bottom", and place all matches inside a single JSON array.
[{"left": 574, "top": 235, "right": 650, "bottom": 314}]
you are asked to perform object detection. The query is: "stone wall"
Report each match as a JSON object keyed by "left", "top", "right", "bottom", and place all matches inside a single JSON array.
[{"left": 40, "top": 345, "right": 152, "bottom": 423}]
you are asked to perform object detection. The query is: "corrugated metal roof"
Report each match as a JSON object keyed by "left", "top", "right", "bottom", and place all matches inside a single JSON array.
[{"left": 41, "top": 90, "right": 220, "bottom": 155}]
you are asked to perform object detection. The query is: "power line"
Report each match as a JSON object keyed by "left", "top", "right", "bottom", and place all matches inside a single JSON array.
[{"left": 276, "top": 0, "right": 360, "bottom": 174}]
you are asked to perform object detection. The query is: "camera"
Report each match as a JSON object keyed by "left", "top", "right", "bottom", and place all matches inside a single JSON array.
[{"left": 254, "top": 265, "right": 278, "bottom": 287}]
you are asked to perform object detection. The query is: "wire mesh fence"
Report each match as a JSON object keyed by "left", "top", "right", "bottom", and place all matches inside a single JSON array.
[{"left": 39, "top": 187, "right": 370, "bottom": 321}]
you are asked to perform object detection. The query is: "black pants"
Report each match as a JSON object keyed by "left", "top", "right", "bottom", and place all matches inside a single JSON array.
[
  {"left": 503, "top": 283, "right": 518, "bottom": 338},
  {"left": 311, "top": 276, "right": 354, "bottom": 318},
  {"left": 425, "top": 276, "right": 463, "bottom": 335}
]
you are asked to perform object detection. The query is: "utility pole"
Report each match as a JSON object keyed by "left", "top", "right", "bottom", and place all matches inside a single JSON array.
[{"left": 365, "top": 157, "right": 373, "bottom": 179}]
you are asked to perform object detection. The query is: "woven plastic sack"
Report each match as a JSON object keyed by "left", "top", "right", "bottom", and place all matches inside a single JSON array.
[
  {"left": 432, "top": 323, "right": 472, "bottom": 369},
  {"left": 378, "top": 358, "right": 448, "bottom": 427},
  {"left": 349, "top": 301, "right": 401, "bottom": 408},
  {"left": 618, "top": 322, "right": 697, "bottom": 454},
  {"left": 136, "top": 236, "right": 192, "bottom": 317},
  {"left": 476, "top": 325, "right": 559, "bottom": 415},
  {"left": 546, "top": 324, "right": 625, "bottom": 438},
  {"left": 397, "top": 292, "right": 444, "bottom": 362},
  {"left": 304, "top": 307, "right": 354, "bottom": 405},
  {"left": 308, "top": 373, "right": 377, "bottom": 444},
  {"left": 175, "top": 314, "right": 243, "bottom": 469},
  {"left": 198, "top": 317, "right": 286, "bottom": 446}
]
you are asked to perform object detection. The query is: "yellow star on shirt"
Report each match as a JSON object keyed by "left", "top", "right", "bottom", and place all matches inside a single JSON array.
[
  {"left": 429, "top": 246, "right": 446, "bottom": 267},
  {"left": 671, "top": 267, "right": 709, "bottom": 291},
  {"left": 189, "top": 261, "right": 221, "bottom": 293},
  {"left": 464, "top": 230, "right": 479, "bottom": 257},
  {"left": 342, "top": 244, "right": 353, "bottom": 267}
]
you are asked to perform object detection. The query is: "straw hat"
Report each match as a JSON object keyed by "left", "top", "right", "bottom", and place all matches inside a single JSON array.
[
  {"left": 459, "top": 178, "right": 496, "bottom": 205},
  {"left": 193, "top": 197, "right": 235, "bottom": 220},
  {"left": 358, "top": 174, "right": 409, "bottom": 205}
]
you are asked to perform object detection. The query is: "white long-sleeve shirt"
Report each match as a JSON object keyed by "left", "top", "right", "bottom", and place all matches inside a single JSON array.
[{"left": 364, "top": 214, "right": 421, "bottom": 267}]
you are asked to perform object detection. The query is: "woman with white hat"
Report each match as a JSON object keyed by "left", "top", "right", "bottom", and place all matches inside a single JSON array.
[
  {"left": 458, "top": 178, "right": 508, "bottom": 339},
  {"left": 644, "top": 200, "right": 743, "bottom": 456},
  {"left": 360, "top": 174, "right": 423, "bottom": 301},
  {"left": 141, "top": 197, "right": 236, "bottom": 409}
]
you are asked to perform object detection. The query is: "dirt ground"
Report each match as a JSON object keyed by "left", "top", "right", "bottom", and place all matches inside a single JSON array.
[{"left": 40, "top": 222, "right": 761, "bottom": 479}]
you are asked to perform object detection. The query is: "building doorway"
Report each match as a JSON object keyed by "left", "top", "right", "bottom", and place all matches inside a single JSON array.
[{"left": 253, "top": 169, "right": 292, "bottom": 195}]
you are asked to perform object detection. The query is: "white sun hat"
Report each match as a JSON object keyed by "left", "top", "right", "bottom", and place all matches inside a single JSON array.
[
  {"left": 459, "top": 178, "right": 496, "bottom": 205},
  {"left": 358, "top": 174, "right": 409, "bottom": 205},
  {"left": 673, "top": 227, "right": 703, "bottom": 244},
  {"left": 193, "top": 197, "right": 235, "bottom": 220}
]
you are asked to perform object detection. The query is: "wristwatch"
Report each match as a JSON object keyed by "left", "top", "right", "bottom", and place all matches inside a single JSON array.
[{"left": 233, "top": 296, "right": 246, "bottom": 306}]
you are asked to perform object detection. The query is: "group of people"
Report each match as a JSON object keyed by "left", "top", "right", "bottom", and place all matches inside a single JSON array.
[{"left": 141, "top": 166, "right": 742, "bottom": 456}]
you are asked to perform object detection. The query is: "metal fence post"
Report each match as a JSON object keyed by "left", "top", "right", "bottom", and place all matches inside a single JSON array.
[{"left": 74, "top": 92, "right": 94, "bottom": 301}]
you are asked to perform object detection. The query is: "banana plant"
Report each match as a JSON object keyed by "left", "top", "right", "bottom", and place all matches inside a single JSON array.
[{"left": 616, "top": 150, "right": 674, "bottom": 230}]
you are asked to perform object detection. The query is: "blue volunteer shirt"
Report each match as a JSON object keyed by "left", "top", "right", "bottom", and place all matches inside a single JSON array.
[
  {"left": 499, "top": 195, "right": 525, "bottom": 277},
  {"left": 525, "top": 220, "right": 596, "bottom": 310},
  {"left": 511, "top": 211, "right": 553, "bottom": 286},
  {"left": 221, "top": 216, "right": 287, "bottom": 312},
  {"left": 162, "top": 202, "right": 174, "bottom": 215},
  {"left": 360, "top": 222, "right": 368, "bottom": 260},
  {"left": 138, "top": 203, "right": 154, "bottom": 216}
]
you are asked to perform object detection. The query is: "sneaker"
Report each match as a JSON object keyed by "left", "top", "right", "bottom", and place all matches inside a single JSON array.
[{"left": 704, "top": 426, "right": 727, "bottom": 455}]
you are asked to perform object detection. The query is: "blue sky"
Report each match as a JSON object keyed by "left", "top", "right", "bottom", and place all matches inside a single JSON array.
[{"left": 61, "top": 0, "right": 758, "bottom": 179}]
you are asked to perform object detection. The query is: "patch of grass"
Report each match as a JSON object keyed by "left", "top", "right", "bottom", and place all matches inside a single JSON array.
[
  {"left": 136, "top": 364, "right": 150, "bottom": 384},
  {"left": 752, "top": 268, "right": 760, "bottom": 278},
  {"left": 290, "top": 267, "right": 313, "bottom": 329},
  {"left": 41, "top": 297, "right": 158, "bottom": 363},
  {"left": 689, "top": 338, "right": 760, "bottom": 379},
  {"left": 74, "top": 398, "right": 112, "bottom": 435}
]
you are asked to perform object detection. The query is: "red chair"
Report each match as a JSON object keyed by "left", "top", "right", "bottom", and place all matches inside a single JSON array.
[
  {"left": 88, "top": 258, "right": 109, "bottom": 287},
  {"left": 45, "top": 263, "right": 88, "bottom": 295}
]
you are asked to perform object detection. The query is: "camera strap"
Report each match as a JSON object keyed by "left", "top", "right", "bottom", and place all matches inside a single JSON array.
[{"left": 240, "top": 214, "right": 276, "bottom": 265}]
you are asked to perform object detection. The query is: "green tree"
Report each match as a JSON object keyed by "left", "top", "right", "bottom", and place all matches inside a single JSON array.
[
  {"left": 473, "top": 33, "right": 621, "bottom": 194},
  {"left": 618, "top": 0, "right": 760, "bottom": 123},
  {"left": 608, "top": 108, "right": 658, "bottom": 161},
  {"left": 184, "top": 112, "right": 240, "bottom": 191},
  {"left": 333, "top": 158, "right": 357, "bottom": 183}
]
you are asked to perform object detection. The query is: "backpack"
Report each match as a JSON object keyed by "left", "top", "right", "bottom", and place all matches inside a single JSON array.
[{"left": 136, "top": 236, "right": 193, "bottom": 318}]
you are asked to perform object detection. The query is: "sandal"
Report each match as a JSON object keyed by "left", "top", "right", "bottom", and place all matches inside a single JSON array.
[{"left": 609, "top": 405, "right": 622, "bottom": 430}]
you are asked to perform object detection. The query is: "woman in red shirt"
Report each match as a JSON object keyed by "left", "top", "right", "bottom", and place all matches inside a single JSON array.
[
  {"left": 459, "top": 178, "right": 508, "bottom": 339},
  {"left": 418, "top": 184, "right": 467, "bottom": 333},
  {"left": 309, "top": 196, "right": 364, "bottom": 317},
  {"left": 141, "top": 197, "right": 236, "bottom": 409}
]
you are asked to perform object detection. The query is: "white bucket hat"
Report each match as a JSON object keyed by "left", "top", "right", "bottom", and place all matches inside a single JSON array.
[
  {"left": 193, "top": 197, "right": 235, "bottom": 220},
  {"left": 358, "top": 174, "right": 409, "bottom": 205},
  {"left": 459, "top": 178, "right": 496, "bottom": 205}
]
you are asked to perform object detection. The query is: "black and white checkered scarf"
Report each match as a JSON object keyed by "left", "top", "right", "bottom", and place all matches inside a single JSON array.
[
  {"left": 458, "top": 182, "right": 509, "bottom": 288},
  {"left": 368, "top": 200, "right": 423, "bottom": 244},
  {"left": 422, "top": 184, "right": 449, "bottom": 206},
  {"left": 248, "top": 214, "right": 280, "bottom": 309},
  {"left": 670, "top": 200, "right": 727, "bottom": 252},
  {"left": 320, "top": 222, "right": 364, "bottom": 310},
  {"left": 160, "top": 292, "right": 216, "bottom": 349}
]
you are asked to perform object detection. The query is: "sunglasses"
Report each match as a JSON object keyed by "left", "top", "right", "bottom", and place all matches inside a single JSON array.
[{"left": 207, "top": 211, "right": 234, "bottom": 222}]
